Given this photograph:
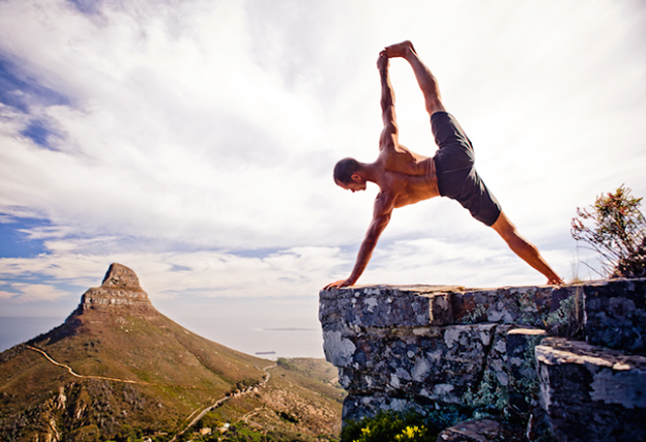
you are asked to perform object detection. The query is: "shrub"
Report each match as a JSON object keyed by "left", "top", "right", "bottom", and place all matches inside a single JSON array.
[
  {"left": 341, "top": 411, "right": 438, "bottom": 442},
  {"left": 571, "top": 184, "right": 646, "bottom": 278}
]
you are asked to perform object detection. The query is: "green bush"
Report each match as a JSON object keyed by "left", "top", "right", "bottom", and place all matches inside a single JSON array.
[
  {"left": 571, "top": 184, "right": 646, "bottom": 278},
  {"left": 341, "top": 411, "right": 438, "bottom": 442}
]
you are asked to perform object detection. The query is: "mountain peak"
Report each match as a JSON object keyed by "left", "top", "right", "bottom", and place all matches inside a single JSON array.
[
  {"left": 77, "top": 263, "right": 153, "bottom": 312},
  {"left": 101, "top": 263, "right": 143, "bottom": 292}
]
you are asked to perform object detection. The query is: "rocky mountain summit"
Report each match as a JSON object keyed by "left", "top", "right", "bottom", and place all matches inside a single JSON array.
[
  {"left": 100, "top": 263, "right": 145, "bottom": 291},
  {"left": 1, "top": 263, "right": 343, "bottom": 442},
  {"left": 320, "top": 279, "right": 646, "bottom": 442},
  {"left": 77, "top": 263, "right": 153, "bottom": 311}
]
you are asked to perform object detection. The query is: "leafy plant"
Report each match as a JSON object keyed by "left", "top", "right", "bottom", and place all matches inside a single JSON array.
[
  {"left": 571, "top": 184, "right": 646, "bottom": 278},
  {"left": 341, "top": 411, "right": 438, "bottom": 442}
]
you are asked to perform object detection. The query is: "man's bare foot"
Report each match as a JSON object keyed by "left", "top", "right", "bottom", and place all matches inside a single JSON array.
[
  {"left": 547, "top": 276, "right": 565, "bottom": 286},
  {"left": 383, "top": 40, "right": 416, "bottom": 58}
]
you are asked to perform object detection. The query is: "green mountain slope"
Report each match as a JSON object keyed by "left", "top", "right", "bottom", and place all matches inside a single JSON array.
[{"left": 0, "top": 264, "right": 342, "bottom": 442}]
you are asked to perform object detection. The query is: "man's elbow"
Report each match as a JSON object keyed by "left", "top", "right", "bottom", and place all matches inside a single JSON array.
[{"left": 381, "top": 123, "right": 398, "bottom": 139}]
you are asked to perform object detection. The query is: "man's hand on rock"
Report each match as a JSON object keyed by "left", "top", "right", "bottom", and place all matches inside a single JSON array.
[{"left": 324, "top": 279, "right": 354, "bottom": 291}]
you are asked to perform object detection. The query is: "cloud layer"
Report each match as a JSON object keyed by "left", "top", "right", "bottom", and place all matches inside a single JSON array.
[{"left": 1, "top": 0, "right": 645, "bottom": 320}]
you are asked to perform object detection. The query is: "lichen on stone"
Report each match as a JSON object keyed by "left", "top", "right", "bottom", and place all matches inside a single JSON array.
[{"left": 461, "top": 303, "right": 487, "bottom": 324}]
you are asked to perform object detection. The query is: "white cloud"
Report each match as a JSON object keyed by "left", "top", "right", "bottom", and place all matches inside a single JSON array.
[
  {"left": 0, "top": 0, "right": 645, "bottom": 325},
  {"left": 0, "top": 283, "right": 72, "bottom": 303},
  {"left": 0, "top": 245, "right": 346, "bottom": 302}
]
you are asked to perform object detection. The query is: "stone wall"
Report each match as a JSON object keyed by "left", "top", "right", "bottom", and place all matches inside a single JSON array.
[{"left": 319, "top": 279, "right": 646, "bottom": 442}]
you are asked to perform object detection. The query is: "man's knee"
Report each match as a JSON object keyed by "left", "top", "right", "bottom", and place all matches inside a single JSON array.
[
  {"left": 491, "top": 212, "right": 514, "bottom": 238},
  {"left": 492, "top": 212, "right": 525, "bottom": 246},
  {"left": 424, "top": 95, "right": 445, "bottom": 116}
]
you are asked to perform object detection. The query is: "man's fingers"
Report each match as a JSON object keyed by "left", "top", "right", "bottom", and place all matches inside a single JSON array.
[
  {"left": 323, "top": 281, "right": 338, "bottom": 290},
  {"left": 324, "top": 279, "right": 349, "bottom": 290}
]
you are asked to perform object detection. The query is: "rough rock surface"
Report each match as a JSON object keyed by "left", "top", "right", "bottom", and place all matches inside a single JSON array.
[
  {"left": 78, "top": 263, "right": 153, "bottom": 311},
  {"left": 101, "top": 262, "right": 145, "bottom": 291},
  {"left": 583, "top": 279, "right": 646, "bottom": 355},
  {"left": 319, "top": 279, "right": 646, "bottom": 442},
  {"left": 437, "top": 419, "right": 506, "bottom": 442},
  {"left": 536, "top": 337, "right": 646, "bottom": 442},
  {"left": 320, "top": 284, "right": 582, "bottom": 422}
]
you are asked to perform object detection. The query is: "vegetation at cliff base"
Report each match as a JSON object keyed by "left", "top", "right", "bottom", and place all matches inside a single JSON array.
[
  {"left": 341, "top": 411, "right": 439, "bottom": 442},
  {"left": 571, "top": 184, "right": 646, "bottom": 278}
]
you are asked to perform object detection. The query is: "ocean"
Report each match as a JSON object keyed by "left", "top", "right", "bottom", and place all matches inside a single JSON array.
[
  {"left": 0, "top": 315, "right": 325, "bottom": 360},
  {"left": 0, "top": 316, "right": 65, "bottom": 353}
]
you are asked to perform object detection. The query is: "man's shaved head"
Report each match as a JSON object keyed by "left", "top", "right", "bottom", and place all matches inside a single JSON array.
[{"left": 334, "top": 157, "right": 361, "bottom": 185}]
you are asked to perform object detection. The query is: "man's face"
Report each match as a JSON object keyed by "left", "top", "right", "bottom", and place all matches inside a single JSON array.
[{"left": 337, "top": 174, "right": 367, "bottom": 193}]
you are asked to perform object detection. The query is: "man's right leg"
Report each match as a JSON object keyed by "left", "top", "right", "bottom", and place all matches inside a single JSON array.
[
  {"left": 383, "top": 41, "right": 445, "bottom": 117},
  {"left": 492, "top": 211, "right": 564, "bottom": 285}
]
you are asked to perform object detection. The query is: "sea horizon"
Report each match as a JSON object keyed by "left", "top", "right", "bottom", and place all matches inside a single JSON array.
[{"left": 0, "top": 315, "right": 326, "bottom": 360}]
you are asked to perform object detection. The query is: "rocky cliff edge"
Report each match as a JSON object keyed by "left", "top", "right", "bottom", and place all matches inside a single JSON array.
[{"left": 319, "top": 280, "right": 646, "bottom": 442}]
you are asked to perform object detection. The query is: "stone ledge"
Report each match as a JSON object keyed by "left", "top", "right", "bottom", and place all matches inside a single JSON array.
[
  {"left": 320, "top": 283, "right": 582, "bottom": 333},
  {"left": 319, "top": 285, "right": 465, "bottom": 329},
  {"left": 320, "top": 278, "right": 646, "bottom": 440},
  {"left": 536, "top": 337, "right": 646, "bottom": 442}
]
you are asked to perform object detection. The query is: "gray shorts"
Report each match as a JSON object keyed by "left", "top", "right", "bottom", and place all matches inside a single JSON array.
[{"left": 431, "top": 112, "right": 501, "bottom": 226}]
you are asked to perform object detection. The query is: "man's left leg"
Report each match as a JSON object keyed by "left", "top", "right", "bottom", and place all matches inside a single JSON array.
[
  {"left": 491, "top": 211, "right": 563, "bottom": 285},
  {"left": 383, "top": 41, "right": 445, "bottom": 117}
]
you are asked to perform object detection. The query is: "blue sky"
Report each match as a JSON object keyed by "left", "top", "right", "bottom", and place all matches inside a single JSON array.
[{"left": 1, "top": 0, "right": 645, "bottom": 355}]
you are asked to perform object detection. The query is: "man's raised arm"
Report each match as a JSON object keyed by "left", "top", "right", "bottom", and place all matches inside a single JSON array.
[
  {"left": 377, "top": 50, "right": 427, "bottom": 176},
  {"left": 324, "top": 194, "right": 394, "bottom": 290},
  {"left": 377, "top": 53, "right": 398, "bottom": 152}
]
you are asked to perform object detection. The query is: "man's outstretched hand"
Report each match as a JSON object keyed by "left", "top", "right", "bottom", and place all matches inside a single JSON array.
[{"left": 323, "top": 279, "right": 354, "bottom": 291}]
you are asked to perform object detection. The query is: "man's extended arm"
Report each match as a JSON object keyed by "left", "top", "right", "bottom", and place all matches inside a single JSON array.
[
  {"left": 377, "top": 51, "right": 428, "bottom": 175},
  {"left": 378, "top": 53, "right": 398, "bottom": 152},
  {"left": 324, "top": 195, "right": 394, "bottom": 290}
]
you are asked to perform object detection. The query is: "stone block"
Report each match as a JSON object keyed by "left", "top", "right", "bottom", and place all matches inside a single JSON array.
[
  {"left": 336, "top": 324, "right": 496, "bottom": 397},
  {"left": 584, "top": 279, "right": 646, "bottom": 355},
  {"left": 450, "top": 286, "right": 582, "bottom": 336},
  {"left": 536, "top": 337, "right": 646, "bottom": 442},
  {"left": 437, "top": 419, "right": 507, "bottom": 442},
  {"left": 319, "top": 285, "right": 463, "bottom": 329},
  {"left": 319, "top": 284, "right": 583, "bottom": 334},
  {"left": 333, "top": 323, "right": 515, "bottom": 419}
]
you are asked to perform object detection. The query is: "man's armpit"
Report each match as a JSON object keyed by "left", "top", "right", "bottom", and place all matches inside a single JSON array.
[{"left": 374, "top": 193, "right": 395, "bottom": 217}]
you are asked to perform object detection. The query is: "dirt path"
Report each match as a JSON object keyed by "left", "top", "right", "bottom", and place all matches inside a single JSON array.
[
  {"left": 170, "top": 364, "right": 276, "bottom": 441},
  {"left": 28, "top": 345, "right": 276, "bottom": 439},
  {"left": 27, "top": 346, "right": 139, "bottom": 384},
  {"left": 27, "top": 345, "right": 208, "bottom": 390}
]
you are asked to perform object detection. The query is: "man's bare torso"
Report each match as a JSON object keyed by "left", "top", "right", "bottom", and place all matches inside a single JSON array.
[{"left": 376, "top": 143, "right": 440, "bottom": 209}]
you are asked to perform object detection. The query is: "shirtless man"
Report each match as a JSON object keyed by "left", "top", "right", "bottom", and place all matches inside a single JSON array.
[{"left": 324, "top": 41, "right": 562, "bottom": 290}]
